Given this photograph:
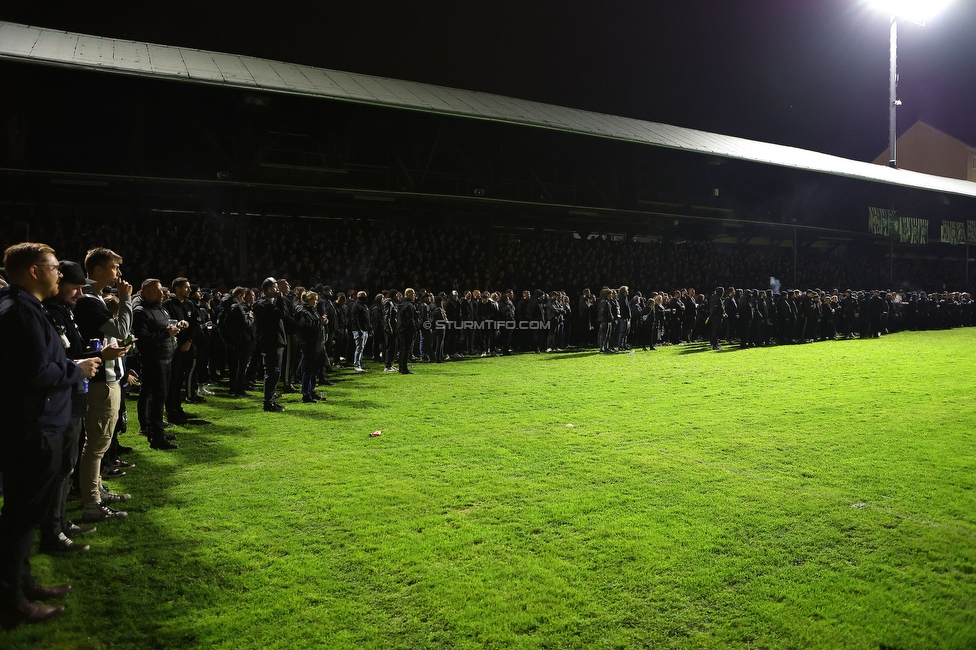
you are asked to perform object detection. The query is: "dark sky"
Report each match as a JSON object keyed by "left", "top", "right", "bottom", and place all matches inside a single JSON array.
[{"left": 5, "top": 1, "right": 976, "bottom": 162}]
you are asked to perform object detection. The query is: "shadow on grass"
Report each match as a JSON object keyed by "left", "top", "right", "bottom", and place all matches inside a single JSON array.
[
  {"left": 676, "top": 342, "right": 754, "bottom": 354},
  {"left": 541, "top": 351, "right": 602, "bottom": 360},
  {"left": 0, "top": 398, "right": 259, "bottom": 649}
]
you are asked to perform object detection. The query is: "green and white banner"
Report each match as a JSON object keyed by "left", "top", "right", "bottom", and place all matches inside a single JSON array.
[
  {"left": 868, "top": 207, "right": 896, "bottom": 237},
  {"left": 898, "top": 217, "right": 928, "bottom": 244},
  {"left": 969, "top": 221, "right": 976, "bottom": 244},
  {"left": 941, "top": 220, "right": 967, "bottom": 245}
]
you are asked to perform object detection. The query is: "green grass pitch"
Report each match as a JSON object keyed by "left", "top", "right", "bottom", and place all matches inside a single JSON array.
[{"left": 6, "top": 329, "right": 976, "bottom": 649}]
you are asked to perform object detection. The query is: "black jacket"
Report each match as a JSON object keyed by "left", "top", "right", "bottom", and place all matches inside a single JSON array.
[
  {"left": 44, "top": 298, "right": 100, "bottom": 418},
  {"left": 0, "top": 285, "right": 84, "bottom": 439},
  {"left": 350, "top": 298, "right": 371, "bottom": 333},
  {"left": 398, "top": 298, "right": 419, "bottom": 334},
  {"left": 253, "top": 294, "right": 289, "bottom": 351},
  {"left": 294, "top": 303, "right": 326, "bottom": 355},
  {"left": 223, "top": 298, "right": 255, "bottom": 348},
  {"left": 133, "top": 300, "right": 178, "bottom": 362}
]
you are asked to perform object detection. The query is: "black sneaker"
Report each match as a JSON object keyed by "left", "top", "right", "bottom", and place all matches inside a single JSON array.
[
  {"left": 40, "top": 533, "right": 89, "bottom": 556},
  {"left": 117, "top": 445, "right": 134, "bottom": 454},
  {"left": 101, "top": 467, "right": 126, "bottom": 479},
  {"left": 82, "top": 503, "right": 128, "bottom": 522},
  {"left": 65, "top": 522, "right": 96, "bottom": 536},
  {"left": 263, "top": 402, "right": 285, "bottom": 413},
  {"left": 150, "top": 438, "right": 179, "bottom": 450},
  {"left": 98, "top": 487, "right": 132, "bottom": 504}
]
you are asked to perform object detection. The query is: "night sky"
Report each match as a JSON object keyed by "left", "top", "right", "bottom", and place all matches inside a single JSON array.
[{"left": 4, "top": 1, "right": 976, "bottom": 162}]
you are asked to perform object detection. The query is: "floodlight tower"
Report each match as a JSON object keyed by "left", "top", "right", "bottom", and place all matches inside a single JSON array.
[{"left": 868, "top": 0, "right": 952, "bottom": 168}]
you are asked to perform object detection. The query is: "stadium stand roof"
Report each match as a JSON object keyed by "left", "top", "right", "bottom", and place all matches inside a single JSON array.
[{"left": 2, "top": 20, "right": 975, "bottom": 200}]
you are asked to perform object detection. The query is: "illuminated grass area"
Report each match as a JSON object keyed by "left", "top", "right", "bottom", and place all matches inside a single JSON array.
[{"left": 5, "top": 329, "right": 976, "bottom": 649}]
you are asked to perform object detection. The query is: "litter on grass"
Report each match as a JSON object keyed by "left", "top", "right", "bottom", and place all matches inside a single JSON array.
[
  {"left": 565, "top": 423, "right": 575, "bottom": 428},
  {"left": 370, "top": 430, "right": 382, "bottom": 437}
]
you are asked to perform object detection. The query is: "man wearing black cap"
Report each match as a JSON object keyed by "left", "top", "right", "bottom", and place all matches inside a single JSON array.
[
  {"left": 41, "top": 261, "right": 124, "bottom": 553},
  {"left": 253, "top": 278, "right": 289, "bottom": 411},
  {"left": 0, "top": 243, "right": 101, "bottom": 628}
]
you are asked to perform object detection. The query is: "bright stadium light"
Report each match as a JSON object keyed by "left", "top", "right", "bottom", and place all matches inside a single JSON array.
[
  {"left": 869, "top": 0, "right": 952, "bottom": 167},
  {"left": 868, "top": 0, "right": 952, "bottom": 25}
]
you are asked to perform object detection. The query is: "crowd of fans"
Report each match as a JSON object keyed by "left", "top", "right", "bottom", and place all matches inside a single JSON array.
[
  {"left": 0, "top": 213, "right": 974, "bottom": 628},
  {"left": 8, "top": 213, "right": 972, "bottom": 298}
]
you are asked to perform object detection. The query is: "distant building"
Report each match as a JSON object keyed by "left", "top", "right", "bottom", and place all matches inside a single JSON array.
[{"left": 875, "top": 121, "right": 976, "bottom": 182}]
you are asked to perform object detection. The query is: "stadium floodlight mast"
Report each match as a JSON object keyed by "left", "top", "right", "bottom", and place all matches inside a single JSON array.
[{"left": 868, "top": 0, "right": 952, "bottom": 168}]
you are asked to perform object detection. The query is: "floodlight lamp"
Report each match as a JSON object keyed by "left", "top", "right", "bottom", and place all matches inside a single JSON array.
[{"left": 868, "top": 0, "right": 952, "bottom": 25}]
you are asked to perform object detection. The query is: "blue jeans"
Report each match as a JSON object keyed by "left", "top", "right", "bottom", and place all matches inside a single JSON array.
[{"left": 353, "top": 331, "right": 368, "bottom": 369}]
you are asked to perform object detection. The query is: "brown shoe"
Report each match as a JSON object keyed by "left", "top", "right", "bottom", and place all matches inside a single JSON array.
[
  {"left": 0, "top": 601, "right": 65, "bottom": 629},
  {"left": 24, "top": 584, "right": 72, "bottom": 601}
]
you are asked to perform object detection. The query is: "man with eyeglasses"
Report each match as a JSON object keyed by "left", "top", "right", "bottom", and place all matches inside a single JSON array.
[{"left": 0, "top": 243, "right": 100, "bottom": 628}]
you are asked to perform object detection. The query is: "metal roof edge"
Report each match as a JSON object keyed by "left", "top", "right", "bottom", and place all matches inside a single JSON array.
[{"left": 2, "top": 21, "right": 975, "bottom": 200}]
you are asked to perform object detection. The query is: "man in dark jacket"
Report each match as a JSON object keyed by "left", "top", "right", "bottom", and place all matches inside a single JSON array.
[
  {"left": 252, "top": 278, "right": 289, "bottom": 412},
  {"left": 383, "top": 290, "right": 400, "bottom": 372},
  {"left": 294, "top": 291, "right": 327, "bottom": 402},
  {"left": 397, "top": 288, "right": 419, "bottom": 374},
  {"left": 350, "top": 291, "right": 371, "bottom": 372},
  {"left": 133, "top": 279, "right": 180, "bottom": 449},
  {"left": 162, "top": 277, "right": 195, "bottom": 423},
  {"left": 42, "top": 262, "right": 128, "bottom": 549},
  {"left": 708, "top": 287, "right": 725, "bottom": 351},
  {"left": 0, "top": 242, "right": 100, "bottom": 628},
  {"left": 222, "top": 287, "right": 255, "bottom": 398}
]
